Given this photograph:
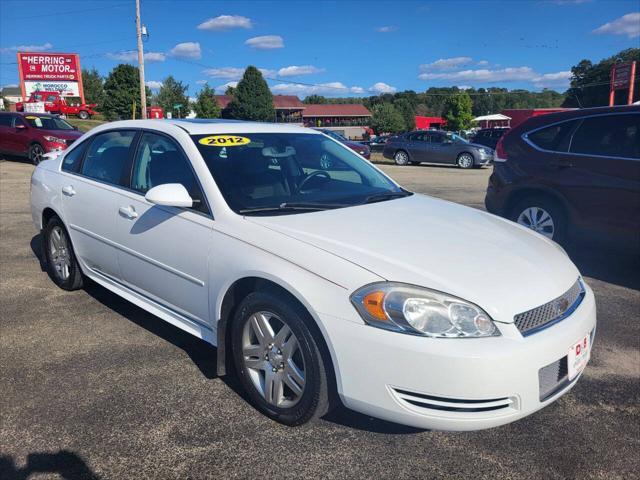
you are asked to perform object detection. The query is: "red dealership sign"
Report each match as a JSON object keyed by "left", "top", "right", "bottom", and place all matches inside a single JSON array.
[
  {"left": 609, "top": 61, "right": 636, "bottom": 106},
  {"left": 17, "top": 52, "right": 84, "bottom": 102}
]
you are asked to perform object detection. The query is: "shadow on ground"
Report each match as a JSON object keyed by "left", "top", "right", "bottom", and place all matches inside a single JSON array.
[{"left": 0, "top": 451, "right": 99, "bottom": 480}]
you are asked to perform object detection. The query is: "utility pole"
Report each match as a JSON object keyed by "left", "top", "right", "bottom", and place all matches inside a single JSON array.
[{"left": 135, "top": 0, "right": 147, "bottom": 119}]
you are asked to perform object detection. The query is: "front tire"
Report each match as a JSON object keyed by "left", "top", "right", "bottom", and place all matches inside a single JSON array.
[
  {"left": 457, "top": 152, "right": 475, "bottom": 169},
  {"left": 29, "top": 143, "right": 45, "bottom": 165},
  {"left": 394, "top": 150, "right": 410, "bottom": 166},
  {"left": 43, "top": 216, "right": 84, "bottom": 290},
  {"left": 231, "top": 291, "right": 330, "bottom": 426}
]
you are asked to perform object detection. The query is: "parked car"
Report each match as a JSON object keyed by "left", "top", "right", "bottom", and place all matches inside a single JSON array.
[
  {"left": 485, "top": 105, "right": 640, "bottom": 247},
  {"left": 16, "top": 91, "right": 98, "bottom": 120},
  {"left": 318, "top": 129, "right": 371, "bottom": 159},
  {"left": 31, "top": 119, "right": 596, "bottom": 430},
  {"left": 472, "top": 127, "right": 510, "bottom": 149},
  {"left": 368, "top": 134, "right": 391, "bottom": 152},
  {"left": 0, "top": 112, "right": 83, "bottom": 164},
  {"left": 383, "top": 130, "right": 493, "bottom": 168}
]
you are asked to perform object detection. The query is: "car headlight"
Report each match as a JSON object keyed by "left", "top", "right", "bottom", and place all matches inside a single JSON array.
[
  {"left": 43, "top": 136, "right": 66, "bottom": 144},
  {"left": 350, "top": 282, "right": 500, "bottom": 338}
]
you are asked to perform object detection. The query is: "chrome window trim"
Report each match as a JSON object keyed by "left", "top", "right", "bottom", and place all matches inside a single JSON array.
[{"left": 521, "top": 111, "right": 640, "bottom": 162}]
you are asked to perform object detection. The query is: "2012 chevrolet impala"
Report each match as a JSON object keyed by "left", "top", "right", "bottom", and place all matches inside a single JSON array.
[{"left": 30, "top": 119, "right": 596, "bottom": 430}]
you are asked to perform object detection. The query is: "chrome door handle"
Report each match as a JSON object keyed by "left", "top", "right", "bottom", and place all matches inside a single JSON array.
[
  {"left": 62, "top": 185, "right": 76, "bottom": 196},
  {"left": 118, "top": 206, "right": 138, "bottom": 219}
]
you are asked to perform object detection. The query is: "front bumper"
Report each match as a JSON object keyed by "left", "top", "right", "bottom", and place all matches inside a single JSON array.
[{"left": 324, "top": 284, "right": 596, "bottom": 431}]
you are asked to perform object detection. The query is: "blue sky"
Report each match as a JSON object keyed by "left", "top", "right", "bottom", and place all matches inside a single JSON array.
[{"left": 1, "top": 0, "right": 639, "bottom": 98}]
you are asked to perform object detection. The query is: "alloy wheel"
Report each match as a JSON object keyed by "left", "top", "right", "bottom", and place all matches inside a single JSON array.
[
  {"left": 30, "top": 145, "right": 44, "bottom": 164},
  {"left": 49, "top": 226, "right": 72, "bottom": 280},
  {"left": 517, "top": 206, "right": 555, "bottom": 239},
  {"left": 241, "top": 311, "right": 306, "bottom": 408},
  {"left": 458, "top": 153, "right": 474, "bottom": 169},
  {"left": 395, "top": 151, "right": 409, "bottom": 166}
]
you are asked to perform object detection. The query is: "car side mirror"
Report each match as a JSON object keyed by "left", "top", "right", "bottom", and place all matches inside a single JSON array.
[{"left": 145, "top": 183, "right": 193, "bottom": 208}]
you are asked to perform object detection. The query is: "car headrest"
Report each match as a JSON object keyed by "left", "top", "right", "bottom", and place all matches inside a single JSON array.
[{"left": 262, "top": 146, "right": 296, "bottom": 158}]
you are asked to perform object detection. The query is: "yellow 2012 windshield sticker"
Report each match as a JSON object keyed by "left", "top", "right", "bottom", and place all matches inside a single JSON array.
[{"left": 199, "top": 135, "right": 250, "bottom": 147}]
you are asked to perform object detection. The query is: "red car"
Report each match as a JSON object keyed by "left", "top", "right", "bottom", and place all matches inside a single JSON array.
[
  {"left": 319, "top": 129, "right": 371, "bottom": 159},
  {"left": 16, "top": 91, "right": 98, "bottom": 120},
  {"left": 0, "top": 112, "right": 83, "bottom": 164}
]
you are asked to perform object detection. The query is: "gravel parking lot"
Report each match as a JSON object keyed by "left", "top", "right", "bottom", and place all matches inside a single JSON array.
[{"left": 1, "top": 158, "right": 638, "bottom": 479}]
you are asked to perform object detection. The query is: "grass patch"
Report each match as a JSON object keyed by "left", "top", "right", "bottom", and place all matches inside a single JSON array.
[{"left": 66, "top": 118, "right": 107, "bottom": 132}]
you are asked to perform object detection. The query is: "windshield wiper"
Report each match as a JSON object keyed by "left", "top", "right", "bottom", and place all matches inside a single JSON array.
[
  {"left": 238, "top": 202, "right": 344, "bottom": 215},
  {"left": 362, "top": 191, "right": 412, "bottom": 205}
]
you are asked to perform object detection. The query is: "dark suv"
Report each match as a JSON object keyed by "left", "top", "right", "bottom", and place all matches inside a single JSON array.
[
  {"left": 472, "top": 127, "right": 509, "bottom": 149},
  {"left": 485, "top": 105, "right": 639, "bottom": 248}
]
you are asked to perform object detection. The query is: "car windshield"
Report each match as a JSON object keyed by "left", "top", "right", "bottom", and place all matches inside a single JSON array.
[
  {"left": 25, "top": 115, "right": 74, "bottom": 130},
  {"left": 192, "top": 132, "right": 409, "bottom": 215},
  {"left": 447, "top": 132, "right": 469, "bottom": 144}
]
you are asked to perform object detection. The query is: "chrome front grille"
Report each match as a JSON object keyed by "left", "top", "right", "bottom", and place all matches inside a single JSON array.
[{"left": 514, "top": 279, "right": 584, "bottom": 336}]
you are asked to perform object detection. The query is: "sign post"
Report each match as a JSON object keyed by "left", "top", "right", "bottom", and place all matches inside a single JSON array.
[
  {"left": 609, "top": 61, "right": 637, "bottom": 106},
  {"left": 17, "top": 52, "right": 84, "bottom": 102}
]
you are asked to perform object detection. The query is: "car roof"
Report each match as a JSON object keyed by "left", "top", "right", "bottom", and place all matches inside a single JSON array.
[
  {"left": 511, "top": 104, "right": 639, "bottom": 133},
  {"left": 166, "top": 119, "right": 320, "bottom": 135},
  {"left": 0, "top": 111, "right": 59, "bottom": 117}
]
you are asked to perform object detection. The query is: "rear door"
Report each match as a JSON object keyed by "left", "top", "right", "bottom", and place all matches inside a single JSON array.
[
  {"left": 112, "top": 131, "right": 213, "bottom": 328},
  {"left": 60, "top": 129, "right": 137, "bottom": 280},
  {"left": 565, "top": 113, "right": 640, "bottom": 242},
  {"left": 0, "top": 114, "right": 17, "bottom": 152}
]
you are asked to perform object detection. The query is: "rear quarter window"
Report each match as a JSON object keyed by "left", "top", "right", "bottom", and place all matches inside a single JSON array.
[{"left": 526, "top": 120, "right": 578, "bottom": 152}]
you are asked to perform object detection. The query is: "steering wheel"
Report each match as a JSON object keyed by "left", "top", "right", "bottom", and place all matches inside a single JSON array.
[{"left": 297, "top": 170, "right": 331, "bottom": 193}]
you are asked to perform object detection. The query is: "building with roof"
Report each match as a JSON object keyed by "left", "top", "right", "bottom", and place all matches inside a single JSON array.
[
  {"left": 302, "top": 104, "right": 372, "bottom": 139},
  {"left": 215, "top": 95, "right": 305, "bottom": 123}
]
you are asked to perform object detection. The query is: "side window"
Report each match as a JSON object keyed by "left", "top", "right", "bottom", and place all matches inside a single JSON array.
[
  {"left": 570, "top": 114, "right": 639, "bottom": 159},
  {"left": 61, "top": 142, "right": 86, "bottom": 173},
  {"left": 131, "top": 132, "right": 208, "bottom": 214},
  {"left": 428, "top": 134, "right": 444, "bottom": 144},
  {"left": 46, "top": 95, "right": 57, "bottom": 102},
  {"left": 527, "top": 120, "right": 578, "bottom": 152},
  {"left": 13, "top": 117, "right": 26, "bottom": 128},
  {"left": 81, "top": 130, "right": 136, "bottom": 185},
  {"left": 0, "top": 115, "right": 13, "bottom": 127}
]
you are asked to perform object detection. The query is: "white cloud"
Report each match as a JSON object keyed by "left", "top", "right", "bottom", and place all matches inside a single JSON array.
[
  {"left": 376, "top": 26, "right": 397, "bottom": 33},
  {"left": 197, "top": 15, "right": 253, "bottom": 31},
  {"left": 593, "top": 12, "right": 640, "bottom": 38},
  {"left": 169, "top": 42, "right": 201, "bottom": 60},
  {"left": 106, "top": 50, "right": 166, "bottom": 63},
  {"left": 531, "top": 71, "right": 572, "bottom": 88},
  {"left": 419, "top": 66, "right": 534, "bottom": 82},
  {"left": 350, "top": 86, "right": 365, "bottom": 94},
  {"left": 369, "top": 82, "right": 397, "bottom": 94},
  {"left": 420, "top": 56, "right": 473, "bottom": 71},
  {"left": 215, "top": 81, "right": 238, "bottom": 93},
  {"left": 476, "top": 60, "right": 489, "bottom": 66},
  {"left": 277, "top": 65, "right": 324, "bottom": 77},
  {"left": 145, "top": 80, "right": 163, "bottom": 90},
  {"left": 270, "top": 81, "right": 368, "bottom": 97},
  {"left": 457, "top": 85, "right": 473, "bottom": 90},
  {"left": 203, "top": 66, "right": 276, "bottom": 80},
  {"left": 196, "top": 79, "right": 208, "bottom": 85},
  {"left": 0, "top": 42, "right": 53, "bottom": 53},
  {"left": 548, "top": 0, "right": 590, "bottom": 5},
  {"left": 245, "top": 35, "right": 284, "bottom": 50}
]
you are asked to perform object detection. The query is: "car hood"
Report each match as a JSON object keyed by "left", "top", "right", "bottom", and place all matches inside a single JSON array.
[
  {"left": 39, "top": 129, "right": 83, "bottom": 140},
  {"left": 246, "top": 194, "right": 580, "bottom": 323}
]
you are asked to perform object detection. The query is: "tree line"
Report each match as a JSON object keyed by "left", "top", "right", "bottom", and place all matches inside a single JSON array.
[{"left": 79, "top": 48, "right": 638, "bottom": 131}]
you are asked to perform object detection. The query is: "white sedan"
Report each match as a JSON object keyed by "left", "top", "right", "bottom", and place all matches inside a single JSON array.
[{"left": 30, "top": 119, "right": 596, "bottom": 430}]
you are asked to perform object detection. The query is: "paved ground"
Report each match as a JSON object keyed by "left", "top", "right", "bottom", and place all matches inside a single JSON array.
[{"left": 1, "top": 158, "right": 638, "bottom": 479}]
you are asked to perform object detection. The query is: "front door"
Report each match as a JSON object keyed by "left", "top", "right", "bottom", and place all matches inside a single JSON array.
[{"left": 113, "top": 131, "right": 213, "bottom": 328}]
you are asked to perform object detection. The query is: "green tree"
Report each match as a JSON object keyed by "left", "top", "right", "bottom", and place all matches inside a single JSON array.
[
  {"left": 394, "top": 98, "right": 415, "bottom": 131},
  {"left": 81, "top": 68, "right": 105, "bottom": 108},
  {"left": 303, "top": 94, "right": 327, "bottom": 104},
  {"left": 225, "top": 85, "right": 236, "bottom": 96},
  {"left": 564, "top": 48, "right": 640, "bottom": 107},
  {"left": 227, "top": 66, "right": 275, "bottom": 121},
  {"left": 102, "top": 64, "right": 151, "bottom": 120},
  {"left": 155, "top": 75, "right": 190, "bottom": 118},
  {"left": 442, "top": 92, "right": 474, "bottom": 131},
  {"left": 370, "top": 103, "right": 405, "bottom": 134},
  {"left": 192, "top": 84, "right": 220, "bottom": 118}
]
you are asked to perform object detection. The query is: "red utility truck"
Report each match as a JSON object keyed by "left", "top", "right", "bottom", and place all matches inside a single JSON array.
[{"left": 16, "top": 91, "right": 98, "bottom": 120}]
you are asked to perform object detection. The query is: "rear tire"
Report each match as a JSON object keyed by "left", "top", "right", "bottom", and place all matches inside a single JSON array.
[
  {"left": 78, "top": 110, "right": 89, "bottom": 120},
  {"left": 509, "top": 195, "right": 567, "bottom": 244},
  {"left": 43, "top": 216, "right": 84, "bottom": 290},
  {"left": 231, "top": 291, "right": 330, "bottom": 426},
  {"left": 394, "top": 150, "right": 410, "bottom": 166}
]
